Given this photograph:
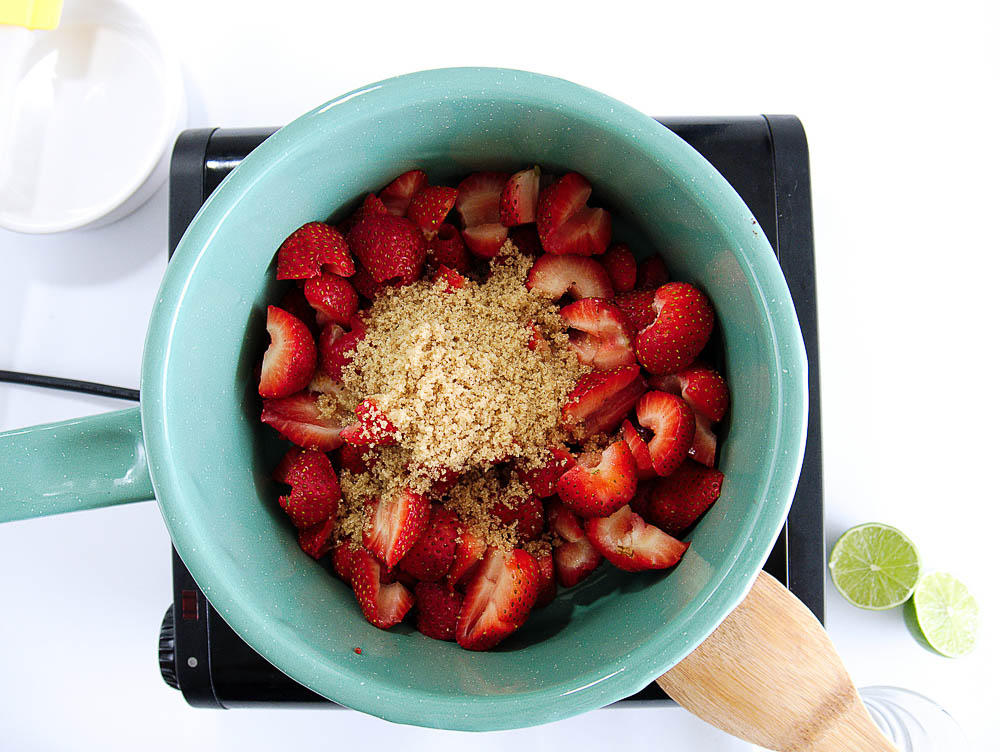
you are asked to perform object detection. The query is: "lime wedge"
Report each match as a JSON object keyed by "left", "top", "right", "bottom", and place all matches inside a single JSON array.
[
  {"left": 828, "top": 523, "right": 921, "bottom": 610},
  {"left": 904, "top": 572, "right": 979, "bottom": 657}
]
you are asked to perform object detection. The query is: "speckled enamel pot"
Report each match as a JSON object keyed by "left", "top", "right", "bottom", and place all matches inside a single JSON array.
[{"left": 0, "top": 68, "right": 807, "bottom": 730}]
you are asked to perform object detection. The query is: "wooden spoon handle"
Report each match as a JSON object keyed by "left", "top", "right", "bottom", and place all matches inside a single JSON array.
[{"left": 656, "top": 571, "right": 897, "bottom": 752}]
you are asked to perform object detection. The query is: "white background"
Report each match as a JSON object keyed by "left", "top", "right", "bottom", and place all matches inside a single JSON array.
[{"left": 1, "top": 1, "right": 998, "bottom": 749}]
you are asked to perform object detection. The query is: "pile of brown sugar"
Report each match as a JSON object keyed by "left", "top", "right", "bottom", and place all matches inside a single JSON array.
[{"left": 319, "top": 241, "right": 590, "bottom": 551}]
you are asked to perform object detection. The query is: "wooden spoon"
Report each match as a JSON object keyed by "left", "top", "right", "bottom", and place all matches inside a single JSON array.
[{"left": 657, "top": 571, "right": 897, "bottom": 751}]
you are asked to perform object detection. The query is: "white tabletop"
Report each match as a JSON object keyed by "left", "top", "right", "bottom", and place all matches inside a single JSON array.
[{"left": 2, "top": 1, "right": 997, "bottom": 749}]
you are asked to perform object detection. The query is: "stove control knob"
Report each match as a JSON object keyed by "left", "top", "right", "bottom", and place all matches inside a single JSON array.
[{"left": 158, "top": 605, "right": 179, "bottom": 690}]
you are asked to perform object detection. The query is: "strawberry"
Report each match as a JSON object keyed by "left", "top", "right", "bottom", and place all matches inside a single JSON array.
[
  {"left": 636, "top": 255, "right": 669, "bottom": 289},
  {"left": 455, "top": 171, "right": 509, "bottom": 227},
  {"left": 560, "top": 298, "right": 636, "bottom": 369},
  {"left": 525, "top": 322, "right": 550, "bottom": 355},
  {"left": 347, "top": 213, "right": 427, "bottom": 286},
  {"left": 259, "top": 306, "right": 317, "bottom": 398},
  {"left": 379, "top": 170, "right": 428, "bottom": 217},
  {"left": 526, "top": 254, "right": 614, "bottom": 300},
  {"left": 635, "top": 391, "right": 695, "bottom": 477},
  {"left": 338, "top": 192, "right": 388, "bottom": 235},
  {"left": 349, "top": 546, "right": 415, "bottom": 629},
  {"left": 689, "top": 413, "right": 718, "bottom": 467},
  {"left": 297, "top": 516, "right": 338, "bottom": 559},
  {"left": 350, "top": 264, "right": 384, "bottom": 301},
  {"left": 600, "top": 242, "right": 637, "bottom": 293},
  {"left": 556, "top": 441, "right": 637, "bottom": 518},
  {"left": 261, "top": 390, "right": 349, "bottom": 451},
  {"left": 335, "top": 442, "right": 372, "bottom": 475},
  {"left": 332, "top": 540, "right": 355, "bottom": 581},
  {"left": 303, "top": 273, "right": 359, "bottom": 327},
  {"left": 361, "top": 487, "right": 431, "bottom": 567},
  {"left": 615, "top": 288, "right": 657, "bottom": 331},
  {"left": 276, "top": 221, "right": 355, "bottom": 280},
  {"left": 447, "top": 531, "right": 488, "bottom": 590},
  {"left": 636, "top": 282, "right": 715, "bottom": 375},
  {"left": 341, "top": 398, "right": 399, "bottom": 448},
  {"left": 489, "top": 493, "right": 545, "bottom": 541},
  {"left": 534, "top": 551, "right": 557, "bottom": 608},
  {"left": 621, "top": 418, "right": 656, "bottom": 480},
  {"left": 414, "top": 581, "right": 463, "bottom": 641},
  {"left": 537, "top": 172, "right": 590, "bottom": 238},
  {"left": 272, "top": 446, "right": 302, "bottom": 484},
  {"left": 277, "top": 449, "right": 341, "bottom": 529},
  {"left": 508, "top": 224, "right": 544, "bottom": 256},
  {"left": 646, "top": 460, "right": 724, "bottom": 536},
  {"left": 536, "top": 173, "right": 610, "bottom": 256},
  {"left": 584, "top": 505, "right": 689, "bottom": 572},
  {"left": 629, "top": 479, "right": 654, "bottom": 519},
  {"left": 407, "top": 185, "right": 459, "bottom": 235},
  {"left": 278, "top": 285, "right": 320, "bottom": 336},
  {"left": 462, "top": 223, "right": 509, "bottom": 258},
  {"left": 427, "top": 223, "right": 470, "bottom": 273},
  {"left": 676, "top": 361, "right": 730, "bottom": 423},
  {"left": 398, "top": 505, "right": 461, "bottom": 582},
  {"left": 515, "top": 447, "right": 576, "bottom": 498},
  {"left": 561, "top": 364, "right": 647, "bottom": 437},
  {"left": 432, "top": 264, "right": 467, "bottom": 292},
  {"left": 456, "top": 548, "right": 541, "bottom": 650},
  {"left": 547, "top": 500, "right": 602, "bottom": 587},
  {"left": 318, "top": 316, "right": 366, "bottom": 381},
  {"left": 499, "top": 166, "right": 541, "bottom": 226}
]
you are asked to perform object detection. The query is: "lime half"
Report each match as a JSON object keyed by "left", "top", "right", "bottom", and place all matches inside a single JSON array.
[
  {"left": 905, "top": 572, "right": 979, "bottom": 657},
  {"left": 829, "top": 523, "right": 921, "bottom": 609}
]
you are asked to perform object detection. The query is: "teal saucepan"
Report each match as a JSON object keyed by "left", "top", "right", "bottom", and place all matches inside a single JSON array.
[{"left": 0, "top": 68, "right": 807, "bottom": 730}]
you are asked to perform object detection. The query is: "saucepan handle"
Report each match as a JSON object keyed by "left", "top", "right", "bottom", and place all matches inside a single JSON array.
[{"left": 0, "top": 407, "right": 154, "bottom": 523}]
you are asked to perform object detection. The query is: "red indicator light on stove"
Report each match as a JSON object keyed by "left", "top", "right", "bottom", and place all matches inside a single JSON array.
[{"left": 181, "top": 589, "right": 199, "bottom": 621}]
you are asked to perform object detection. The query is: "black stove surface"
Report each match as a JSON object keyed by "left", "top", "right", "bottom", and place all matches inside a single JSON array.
[{"left": 159, "top": 116, "right": 823, "bottom": 708}]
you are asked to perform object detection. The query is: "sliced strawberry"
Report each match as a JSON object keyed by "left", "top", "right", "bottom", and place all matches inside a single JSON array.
[
  {"left": 278, "top": 285, "right": 320, "bottom": 336},
  {"left": 447, "top": 531, "right": 488, "bottom": 590},
  {"left": 341, "top": 398, "right": 399, "bottom": 448},
  {"left": 427, "top": 223, "right": 470, "bottom": 273},
  {"left": 555, "top": 441, "right": 637, "bottom": 518},
  {"left": 547, "top": 500, "right": 603, "bottom": 587},
  {"left": 584, "top": 505, "right": 689, "bottom": 572},
  {"left": 534, "top": 551, "right": 557, "bottom": 608},
  {"left": 646, "top": 460, "right": 724, "bottom": 536},
  {"left": 516, "top": 447, "right": 576, "bottom": 498},
  {"left": 636, "top": 255, "right": 670, "bottom": 289},
  {"left": 525, "top": 322, "right": 550, "bottom": 355},
  {"left": 361, "top": 488, "right": 431, "bottom": 568},
  {"left": 636, "top": 282, "right": 715, "bottom": 375},
  {"left": 599, "top": 242, "right": 637, "bottom": 293},
  {"left": 432, "top": 264, "right": 468, "bottom": 292},
  {"left": 526, "top": 254, "right": 614, "bottom": 300},
  {"left": 378, "top": 170, "right": 428, "bottom": 217},
  {"left": 560, "top": 298, "right": 636, "bottom": 369},
  {"left": 303, "top": 273, "right": 359, "bottom": 327},
  {"left": 277, "top": 449, "right": 341, "bottom": 529},
  {"left": 629, "top": 479, "right": 654, "bottom": 519},
  {"left": 350, "top": 264, "right": 384, "bottom": 301},
  {"left": 499, "top": 166, "right": 541, "bottom": 226},
  {"left": 297, "top": 516, "right": 338, "bottom": 559},
  {"left": 276, "top": 221, "right": 355, "bottom": 280},
  {"left": 489, "top": 494, "right": 545, "bottom": 541},
  {"left": 261, "top": 390, "right": 349, "bottom": 452},
  {"left": 543, "top": 206, "right": 611, "bottom": 256},
  {"left": 561, "top": 364, "right": 647, "bottom": 437},
  {"left": 621, "top": 418, "right": 656, "bottom": 480},
  {"left": 318, "top": 315, "right": 366, "bottom": 381},
  {"left": 398, "top": 505, "right": 461, "bottom": 582},
  {"left": 347, "top": 213, "right": 427, "bottom": 286},
  {"left": 508, "top": 224, "right": 544, "bottom": 256},
  {"left": 635, "top": 391, "right": 695, "bottom": 477},
  {"left": 407, "top": 185, "right": 459, "bottom": 235},
  {"left": 689, "top": 413, "right": 718, "bottom": 467},
  {"left": 675, "top": 361, "right": 730, "bottom": 423},
  {"left": 456, "top": 548, "right": 541, "bottom": 651},
  {"left": 259, "top": 306, "right": 317, "bottom": 398},
  {"left": 536, "top": 172, "right": 591, "bottom": 239},
  {"left": 307, "top": 367, "right": 341, "bottom": 395},
  {"left": 462, "top": 223, "right": 509, "bottom": 258},
  {"left": 414, "top": 581, "right": 462, "bottom": 641},
  {"left": 334, "top": 442, "right": 372, "bottom": 475},
  {"left": 332, "top": 540, "right": 355, "bottom": 581},
  {"left": 272, "top": 446, "right": 302, "bottom": 484},
  {"left": 615, "top": 288, "right": 657, "bottom": 331},
  {"left": 339, "top": 192, "right": 389, "bottom": 235},
  {"left": 455, "top": 171, "right": 509, "bottom": 227},
  {"left": 349, "top": 547, "right": 415, "bottom": 628}
]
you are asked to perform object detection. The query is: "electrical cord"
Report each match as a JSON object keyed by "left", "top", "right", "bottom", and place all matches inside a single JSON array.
[{"left": 0, "top": 370, "right": 140, "bottom": 402}]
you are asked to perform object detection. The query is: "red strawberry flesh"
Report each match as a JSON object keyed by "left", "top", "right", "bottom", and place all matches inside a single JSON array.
[
  {"left": 276, "top": 221, "right": 354, "bottom": 280},
  {"left": 646, "top": 460, "right": 724, "bottom": 536},
  {"left": 259, "top": 306, "right": 317, "bottom": 399},
  {"left": 456, "top": 548, "right": 541, "bottom": 651},
  {"left": 379, "top": 170, "right": 428, "bottom": 217},
  {"left": 555, "top": 440, "right": 638, "bottom": 518},
  {"left": 636, "top": 282, "right": 715, "bottom": 375},
  {"left": 261, "top": 390, "right": 350, "bottom": 452},
  {"left": 526, "top": 254, "right": 614, "bottom": 300},
  {"left": 635, "top": 391, "right": 696, "bottom": 477},
  {"left": 560, "top": 298, "right": 636, "bottom": 369},
  {"left": 561, "top": 364, "right": 647, "bottom": 437},
  {"left": 361, "top": 488, "right": 431, "bottom": 568},
  {"left": 499, "top": 167, "right": 541, "bottom": 226},
  {"left": 584, "top": 505, "right": 690, "bottom": 572}
]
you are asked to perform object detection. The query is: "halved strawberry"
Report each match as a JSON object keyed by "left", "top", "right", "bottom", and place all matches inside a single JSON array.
[
  {"left": 621, "top": 418, "right": 656, "bottom": 480},
  {"left": 350, "top": 264, "right": 383, "bottom": 301},
  {"left": 560, "top": 298, "right": 636, "bottom": 370},
  {"left": 537, "top": 173, "right": 610, "bottom": 256},
  {"left": 456, "top": 548, "right": 541, "bottom": 651},
  {"left": 489, "top": 494, "right": 545, "bottom": 541},
  {"left": 332, "top": 540, "right": 355, "bottom": 581},
  {"left": 407, "top": 185, "right": 459, "bottom": 235},
  {"left": 341, "top": 398, "right": 399, "bottom": 448},
  {"left": 636, "top": 282, "right": 715, "bottom": 375},
  {"left": 526, "top": 254, "right": 614, "bottom": 300},
  {"left": 361, "top": 488, "right": 431, "bottom": 568},
  {"left": 278, "top": 285, "right": 320, "bottom": 336},
  {"left": 646, "top": 460, "right": 724, "bottom": 536},
  {"left": 277, "top": 449, "right": 341, "bottom": 529},
  {"left": 261, "top": 390, "right": 349, "bottom": 451},
  {"left": 276, "top": 221, "right": 355, "bottom": 280},
  {"left": 428, "top": 223, "right": 470, "bottom": 273},
  {"left": 334, "top": 442, "right": 372, "bottom": 475},
  {"left": 600, "top": 242, "right": 637, "bottom": 293},
  {"left": 259, "top": 306, "right": 317, "bottom": 398},
  {"left": 378, "top": 170, "right": 428, "bottom": 217},
  {"left": 689, "top": 414, "right": 718, "bottom": 467},
  {"left": 635, "top": 391, "right": 695, "bottom": 477},
  {"left": 317, "top": 316, "right": 366, "bottom": 381},
  {"left": 499, "top": 166, "right": 541, "bottom": 226},
  {"left": 536, "top": 172, "right": 590, "bottom": 239},
  {"left": 615, "top": 288, "right": 657, "bottom": 331},
  {"left": 515, "top": 447, "right": 576, "bottom": 498},
  {"left": 462, "top": 223, "right": 509, "bottom": 258},
  {"left": 584, "top": 505, "right": 689, "bottom": 572},
  {"left": 547, "top": 500, "right": 603, "bottom": 587},
  {"left": 432, "top": 264, "right": 468, "bottom": 292},
  {"left": 272, "top": 446, "right": 302, "bottom": 484},
  {"left": 303, "top": 273, "right": 359, "bottom": 327},
  {"left": 555, "top": 441, "right": 637, "bottom": 518},
  {"left": 414, "top": 581, "right": 462, "bottom": 641},
  {"left": 561, "top": 364, "right": 647, "bottom": 437},
  {"left": 398, "top": 505, "right": 461, "bottom": 582},
  {"left": 534, "top": 552, "right": 557, "bottom": 609},
  {"left": 297, "top": 516, "right": 338, "bottom": 559},
  {"left": 455, "top": 171, "right": 509, "bottom": 227},
  {"left": 508, "top": 224, "right": 544, "bottom": 256},
  {"left": 347, "top": 213, "right": 427, "bottom": 286},
  {"left": 349, "top": 547, "right": 415, "bottom": 628},
  {"left": 676, "top": 362, "right": 730, "bottom": 423},
  {"left": 636, "top": 255, "right": 669, "bottom": 289},
  {"left": 339, "top": 192, "right": 388, "bottom": 235},
  {"left": 447, "top": 531, "right": 488, "bottom": 590}
]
